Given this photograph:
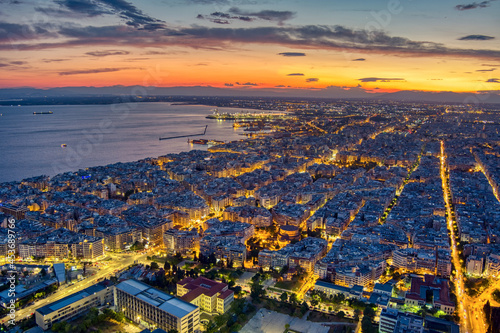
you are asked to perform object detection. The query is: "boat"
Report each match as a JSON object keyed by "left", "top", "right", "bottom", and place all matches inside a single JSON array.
[
  {"left": 188, "top": 139, "right": 208, "bottom": 145},
  {"left": 33, "top": 111, "right": 53, "bottom": 115},
  {"left": 61, "top": 144, "right": 67, "bottom": 148},
  {"left": 188, "top": 139, "right": 224, "bottom": 146}
]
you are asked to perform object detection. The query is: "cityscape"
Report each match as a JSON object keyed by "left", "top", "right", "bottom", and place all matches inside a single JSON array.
[
  {"left": 1, "top": 0, "right": 500, "bottom": 333},
  {"left": 0, "top": 101, "right": 500, "bottom": 333}
]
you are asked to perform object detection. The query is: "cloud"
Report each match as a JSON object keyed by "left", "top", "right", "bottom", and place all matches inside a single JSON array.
[
  {"left": 186, "top": 0, "right": 230, "bottom": 4},
  {"left": 482, "top": 63, "right": 500, "bottom": 66},
  {"left": 59, "top": 67, "right": 124, "bottom": 75},
  {"left": 0, "top": 22, "right": 52, "bottom": 42},
  {"left": 42, "top": 58, "right": 69, "bottom": 62},
  {"left": 306, "top": 78, "right": 319, "bottom": 82},
  {"left": 278, "top": 52, "right": 306, "bottom": 57},
  {"left": 235, "top": 81, "right": 258, "bottom": 86},
  {"left": 4, "top": 23, "right": 500, "bottom": 61},
  {"left": 352, "top": 58, "right": 366, "bottom": 61},
  {"left": 0, "top": 60, "right": 28, "bottom": 67},
  {"left": 228, "top": 7, "right": 295, "bottom": 25},
  {"left": 287, "top": 73, "right": 304, "bottom": 76},
  {"left": 458, "top": 34, "right": 495, "bottom": 40},
  {"left": 85, "top": 49, "right": 130, "bottom": 56},
  {"left": 358, "top": 77, "right": 404, "bottom": 82},
  {"left": 275, "top": 85, "right": 286, "bottom": 87},
  {"left": 455, "top": 1, "right": 495, "bottom": 10},
  {"left": 144, "top": 50, "right": 168, "bottom": 55},
  {"left": 486, "top": 78, "right": 500, "bottom": 83},
  {"left": 224, "top": 83, "right": 234, "bottom": 86},
  {"left": 55, "top": 0, "right": 166, "bottom": 29},
  {"left": 476, "top": 68, "right": 496, "bottom": 71},
  {"left": 197, "top": 7, "right": 293, "bottom": 25}
]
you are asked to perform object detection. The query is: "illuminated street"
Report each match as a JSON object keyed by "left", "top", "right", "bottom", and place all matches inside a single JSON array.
[
  {"left": 441, "top": 140, "right": 470, "bottom": 333},
  {"left": 1, "top": 251, "right": 149, "bottom": 325}
]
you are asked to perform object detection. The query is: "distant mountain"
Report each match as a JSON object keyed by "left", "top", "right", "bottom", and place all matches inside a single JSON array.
[{"left": 0, "top": 85, "right": 499, "bottom": 104}]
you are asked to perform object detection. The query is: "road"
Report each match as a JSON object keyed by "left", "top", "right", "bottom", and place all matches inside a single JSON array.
[
  {"left": 2, "top": 251, "right": 149, "bottom": 325},
  {"left": 465, "top": 278, "right": 500, "bottom": 333},
  {"left": 441, "top": 141, "right": 470, "bottom": 333}
]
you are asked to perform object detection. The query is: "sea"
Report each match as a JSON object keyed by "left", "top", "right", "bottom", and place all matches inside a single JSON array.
[{"left": 0, "top": 102, "right": 249, "bottom": 183}]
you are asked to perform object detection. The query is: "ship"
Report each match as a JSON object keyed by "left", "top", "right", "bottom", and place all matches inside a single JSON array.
[
  {"left": 188, "top": 139, "right": 224, "bottom": 146},
  {"left": 61, "top": 144, "right": 67, "bottom": 148},
  {"left": 33, "top": 111, "right": 53, "bottom": 115}
]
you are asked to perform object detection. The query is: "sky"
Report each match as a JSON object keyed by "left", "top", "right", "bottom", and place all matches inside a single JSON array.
[{"left": 0, "top": 0, "right": 499, "bottom": 96}]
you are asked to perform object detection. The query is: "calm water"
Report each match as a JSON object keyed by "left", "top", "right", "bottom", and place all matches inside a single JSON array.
[{"left": 0, "top": 102, "right": 247, "bottom": 183}]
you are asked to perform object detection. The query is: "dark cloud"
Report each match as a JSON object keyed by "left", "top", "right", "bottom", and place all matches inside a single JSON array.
[
  {"left": 224, "top": 83, "right": 234, "bottom": 86},
  {"left": 4, "top": 23, "right": 500, "bottom": 60},
  {"left": 458, "top": 34, "right": 495, "bottom": 40},
  {"left": 287, "top": 73, "right": 304, "bottom": 76},
  {"left": 476, "top": 68, "right": 496, "bottom": 71},
  {"left": 0, "top": 22, "right": 52, "bottom": 42},
  {"left": 228, "top": 7, "right": 295, "bottom": 25},
  {"left": 236, "top": 81, "right": 258, "bottom": 86},
  {"left": 306, "top": 78, "right": 319, "bottom": 82},
  {"left": 197, "top": 8, "right": 276, "bottom": 25},
  {"left": 86, "top": 49, "right": 130, "bottom": 56},
  {"left": 482, "top": 63, "right": 500, "bottom": 66},
  {"left": 35, "top": 6, "right": 92, "bottom": 17},
  {"left": 352, "top": 58, "right": 366, "bottom": 61},
  {"left": 278, "top": 52, "right": 306, "bottom": 57},
  {"left": 486, "top": 78, "right": 500, "bottom": 83},
  {"left": 359, "top": 77, "right": 404, "bottom": 82},
  {"left": 275, "top": 85, "right": 286, "bottom": 87},
  {"left": 55, "top": 0, "right": 166, "bottom": 29},
  {"left": 455, "top": 1, "right": 495, "bottom": 10},
  {"left": 54, "top": 0, "right": 110, "bottom": 16},
  {"left": 211, "top": 19, "right": 230, "bottom": 24},
  {"left": 59, "top": 67, "right": 124, "bottom": 75}
]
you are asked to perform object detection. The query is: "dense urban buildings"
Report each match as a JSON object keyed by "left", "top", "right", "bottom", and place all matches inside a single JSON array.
[{"left": 1, "top": 100, "right": 500, "bottom": 333}]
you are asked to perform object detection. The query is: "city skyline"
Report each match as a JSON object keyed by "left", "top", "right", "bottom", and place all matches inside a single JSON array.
[{"left": 0, "top": 0, "right": 499, "bottom": 97}]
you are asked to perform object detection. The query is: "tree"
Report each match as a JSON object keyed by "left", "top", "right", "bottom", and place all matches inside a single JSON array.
[
  {"left": 130, "top": 240, "right": 144, "bottom": 251},
  {"left": 492, "top": 289, "right": 500, "bottom": 303},
  {"left": 164, "top": 261, "right": 171, "bottom": 271},
  {"left": 300, "top": 301, "right": 309, "bottom": 315},
  {"left": 280, "top": 292, "right": 288, "bottom": 302},
  {"left": 337, "top": 310, "right": 345, "bottom": 319},
  {"left": 289, "top": 293, "right": 298, "bottom": 305},
  {"left": 150, "top": 262, "right": 159, "bottom": 270},
  {"left": 484, "top": 301, "right": 491, "bottom": 325},
  {"left": 361, "top": 305, "right": 377, "bottom": 333},
  {"left": 250, "top": 279, "right": 265, "bottom": 300}
]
